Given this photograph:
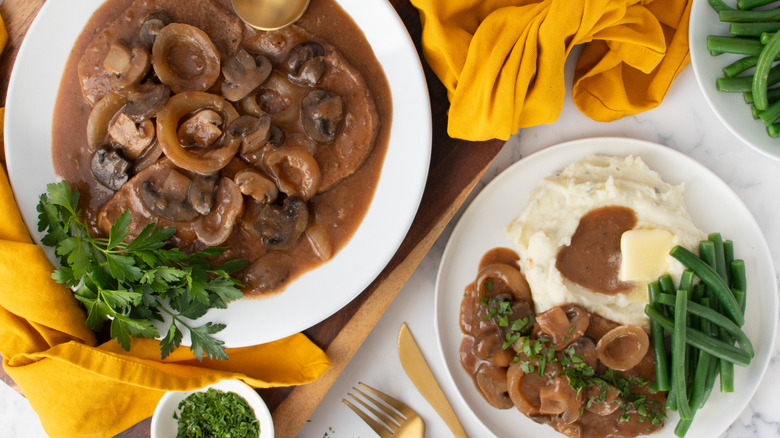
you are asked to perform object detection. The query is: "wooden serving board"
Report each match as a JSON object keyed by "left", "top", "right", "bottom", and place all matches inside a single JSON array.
[{"left": 0, "top": 0, "right": 505, "bottom": 436}]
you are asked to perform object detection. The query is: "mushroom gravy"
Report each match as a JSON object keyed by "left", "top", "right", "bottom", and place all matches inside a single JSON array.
[
  {"left": 51, "top": 0, "right": 392, "bottom": 295},
  {"left": 460, "top": 247, "right": 665, "bottom": 438}
]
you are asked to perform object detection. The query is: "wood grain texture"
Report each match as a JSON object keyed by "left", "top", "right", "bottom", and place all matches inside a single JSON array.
[{"left": 0, "top": 0, "right": 504, "bottom": 436}]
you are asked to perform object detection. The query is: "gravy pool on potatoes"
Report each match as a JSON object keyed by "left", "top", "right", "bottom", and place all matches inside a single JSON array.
[{"left": 51, "top": 0, "right": 392, "bottom": 295}]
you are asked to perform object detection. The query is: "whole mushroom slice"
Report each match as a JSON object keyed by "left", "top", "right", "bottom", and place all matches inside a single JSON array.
[
  {"left": 108, "top": 112, "right": 155, "bottom": 160},
  {"left": 151, "top": 23, "right": 221, "bottom": 94},
  {"left": 138, "top": 168, "right": 200, "bottom": 222},
  {"left": 103, "top": 41, "right": 151, "bottom": 90},
  {"left": 301, "top": 89, "right": 344, "bottom": 144},
  {"left": 285, "top": 42, "right": 326, "bottom": 86},
  {"left": 255, "top": 196, "right": 309, "bottom": 251},
  {"left": 194, "top": 177, "right": 244, "bottom": 246},
  {"left": 535, "top": 305, "right": 589, "bottom": 350},
  {"left": 123, "top": 81, "right": 171, "bottom": 122},
  {"left": 228, "top": 114, "right": 271, "bottom": 155},
  {"left": 177, "top": 109, "right": 223, "bottom": 148},
  {"left": 87, "top": 92, "right": 128, "bottom": 153},
  {"left": 263, "top": 146, "right": 321, "bottom": 201},
  {"left": 156, "top": 91, "right": 240, "bottom": 174},
  {"left": 187, "top": 173, "right": 219, "bottom": 215},
  {"left": 583, "top": 382, "right": 622, "bottom": 416},
  {"left": 91, "top": 147, "right": 130, "bottom": 191},
  {"left": 538, "top": 376, "right": 582, "bottom": 424},
  {"left": 221, "top": 49, "right": 272, "bottom": 102}
]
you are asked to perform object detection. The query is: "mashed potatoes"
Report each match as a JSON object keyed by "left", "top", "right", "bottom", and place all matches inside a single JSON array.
[{"left": 507, "top": 154, "right": 704, "bottom": 326}]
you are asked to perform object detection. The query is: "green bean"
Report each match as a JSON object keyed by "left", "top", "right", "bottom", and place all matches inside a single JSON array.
[
  {"left": 655, "top": 294, "right": 754, "bottom": 357},
  {"left": 709, "top": 233, "right": 729, "bottom": 283},
  {"left": 670, "top": 246, "right": 744, "bottom": 326},
  {"left": 767, "top": 122, "right": 780, "bottom": 137},
  {"left": 724, "top": 240, "right": 735, "bottom": 269},
  {"left": 753, "top": 104, "right": 763, "bottom": 119},
  {"left": 720, "top": 8, "right": 780, "bottom": 22},
  {"left": 753, "top": 30, "right": 780, "bottom": 110},
  {"left": 759, "top": 99, "right": 780, "bottom": 125},
  {"left": 731, "top": 259, "right": 747, "bottom": 293},
  {"left": 707, "top": 35, "right": 764, "bottom": 56},
  {"left": 738, "top": 0, "right": 780, "bottom": 9},
  {"left": 761, "top": 32, "right": 777, "bottom": 45},
  {"left": 710, "top": 0, "right": 735, "bottom": 12},
  {"left": 744, "top": 86, "right": 780, "bottom": 103},
  {"left": 717, "top": 64, "right": 780, "bottom": 92},
  {"left": 648, "top": 281, "right": 670, "bottom": 392},
  {"left": 690, "top": 297, "right": 715, "bottom": 410},
  {"left": 724, "top": 55, "right": 757, "bottom": 78},
  {"left": 680, "top": 270, "right": 695, "bottom": 295},
  {"left": 730, "top": 21, "right": 780, "bottom": 37},
  {"left": 675, "top": 419, "right": 693, "bottom": 437},
  {"left": 673, "top": 289, "right": 693, "bottom": 421},
  {"left": 644, "top": 305, "right": 752, "bottom": 366},
  {"left": 659, "top": 274, "right": 676, "bottom": 295}
]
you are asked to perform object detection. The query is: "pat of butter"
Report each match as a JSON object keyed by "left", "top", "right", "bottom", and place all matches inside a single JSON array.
[{"left": 619, "top": 229, "right": 674, "bottom": 282}]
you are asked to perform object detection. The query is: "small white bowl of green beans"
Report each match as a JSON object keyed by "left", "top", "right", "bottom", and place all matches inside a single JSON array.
[
  {"left": 690, "top": 0, "right": 780, "bottom": 160},
  {"left": 151, "top": 379, "right": 274, "bottom": 438}
]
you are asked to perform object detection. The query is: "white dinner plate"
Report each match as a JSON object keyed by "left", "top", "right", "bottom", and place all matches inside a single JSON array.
[
  {"left": 4, "top": 0, "right": 431, "bottom": 346},
  {"left": 434, "top": 137, "right": 777, "bottom": 438},
  {"left": 689, "top": 0, "right": 780, "bottom": 161}
]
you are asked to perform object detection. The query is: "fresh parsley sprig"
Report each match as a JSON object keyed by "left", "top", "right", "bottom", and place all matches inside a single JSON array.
[{"left": 36, "top": 181, "right": 248, "bottom": 361}]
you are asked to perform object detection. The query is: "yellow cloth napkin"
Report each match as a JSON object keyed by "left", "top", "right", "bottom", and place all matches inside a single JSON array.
[
  {"left": 0, "top": 136, "right": 331, "bottom": 435},
  {"left": 410, "top": 0, "right": 692, "bottom": 141}
]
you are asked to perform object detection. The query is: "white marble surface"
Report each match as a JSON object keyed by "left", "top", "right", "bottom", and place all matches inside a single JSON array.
[{"left": 3, "top": 52, "right": 779, "bottom": 438}]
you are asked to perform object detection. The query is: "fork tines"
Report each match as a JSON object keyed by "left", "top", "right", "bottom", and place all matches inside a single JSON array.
[{"left": 342, "top": 382, "right": 413, "bottom": 437}]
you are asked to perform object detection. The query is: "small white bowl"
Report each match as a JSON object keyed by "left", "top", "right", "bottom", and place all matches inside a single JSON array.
[{"left": 151, "top": 379, "right": 274, "bottom": 438}]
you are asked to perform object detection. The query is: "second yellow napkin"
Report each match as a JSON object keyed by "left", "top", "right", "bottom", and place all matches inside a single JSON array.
[
  {"left": 0, "top": 157, "right": 332, "bottom": 437},
  {"left": 411, "top": 0, "right": 692, "bottom": 141}
]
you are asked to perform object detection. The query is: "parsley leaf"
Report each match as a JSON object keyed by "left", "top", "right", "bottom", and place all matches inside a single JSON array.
[{"left": 37, "top": 181, "right": 247, "bottom": 361}]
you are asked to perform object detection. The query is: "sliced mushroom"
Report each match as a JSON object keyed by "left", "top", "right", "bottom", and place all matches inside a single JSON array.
[
  {"left": 108, "top": 112, "right": 155, "bottom": 160},
  {"left": 507, "top": 359, "right": 545, "bottom": 415},
  {"left": 255, "top": 196, "right": 309, "bottom": 250},
  {"left": 301, "top": 89, "right": 344, "bottom": 143},
  {"left": 194, "top": 177, "right": 244, "bottom": 246},
  {"left": 566, "top": 336, "right": 598, "bottom": 370},
  {"left": 156, "top": 91, "right": 240, "bottom": 173},
  {"left": 473, "top": 329, "right": 514, "bottom": 367},
  {"left": 151, "top": 23, "right": 221, "bottom": 93},
  {"left": 538, "top": 376, "right": 582, "bottom": 424},
  {"left": 138, "top": 168, "right": 200, "bottom": 221},
  {"left": 535, "top": 305, "right": 589, "bottom": 350},
  {"left": 475, "top": 363, "right": 513, "bottom": 409},
  {"left": 596, "top": 325, "right": 650, "bottom": 371},
  {"left": 285, "top": 42, "right": 326, "bottom": 86},
  {"left": 187, "top": 173, "right": 218, "bottom": 215},
  {"left": 268, "top": 123, "right": 286, "bottom": 148},
  {"left": 91, "top": 147, "right": 130, "bottom": 191},
  {"left": 138, "top": 13, "right": 171, "bottom": 50},
  {"left": 263, "top": 146, "right": 321, "bottom": 200},
  {"left": 87, "top": 92, "right": 128, "bottom": 153},
  {"left": 221, "top": 50, "right": 272, "bottom": 102},
  {"left": 584, "top": 382, "right": 622, "bottom": 416},
  {"left": 124, "top": 81, "right": 171, "bottom": 122},
  {"left": 234, "top": 168, "right": 278, "bottom": 204},
  {"left": 228, "top": 114, "right": 271, "bottom": 155},
  {"left": 177, "top": 109, "right": 223, "bottom": 148},
  {"left": 103, "top": 41, "right": 151, "bottom": 90}
]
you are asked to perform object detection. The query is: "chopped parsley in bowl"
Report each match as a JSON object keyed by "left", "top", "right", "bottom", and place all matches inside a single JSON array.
[{"left": 151, "top": 380, "right": 273, "bottom": 438}]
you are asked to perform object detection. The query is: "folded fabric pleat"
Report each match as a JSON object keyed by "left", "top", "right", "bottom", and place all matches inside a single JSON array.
[{"left": 411, "top": 0, "right": 692, "bottom": 141}]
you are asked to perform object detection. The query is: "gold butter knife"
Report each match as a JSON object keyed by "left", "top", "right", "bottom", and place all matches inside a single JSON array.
[{"left": 398, "top": 323, "right": 469, "bottom": 438}]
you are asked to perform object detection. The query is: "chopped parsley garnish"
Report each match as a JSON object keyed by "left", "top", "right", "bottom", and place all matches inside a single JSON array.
[
  {"left": 175, "top": 388, "right": 260, "bottom": 438},
  {"left": 37, "top": 181, "right": 248, "bottom": 360}
]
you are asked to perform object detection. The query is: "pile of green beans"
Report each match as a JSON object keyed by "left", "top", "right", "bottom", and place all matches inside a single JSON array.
[
  {"left": 707, "top": 0, "right": 780, "bottom": 137},
  {"left": 643, "top": 233, "right": 752, "bottom": 437}
]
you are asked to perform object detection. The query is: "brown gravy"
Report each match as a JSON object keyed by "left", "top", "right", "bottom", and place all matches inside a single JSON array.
[
  {"left": 556, "top": 206, "right": 637, "bottom": 294},
  {"left": 460, "top": 247, "right": 665, "bottom": 438},
  {"left": 51, "top": 0, "right": 392, "bottom": 296}
]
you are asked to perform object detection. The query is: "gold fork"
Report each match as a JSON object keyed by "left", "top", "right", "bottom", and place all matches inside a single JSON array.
[{"left": 343, "top": 382, "right": 425, "bottom": 438}]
